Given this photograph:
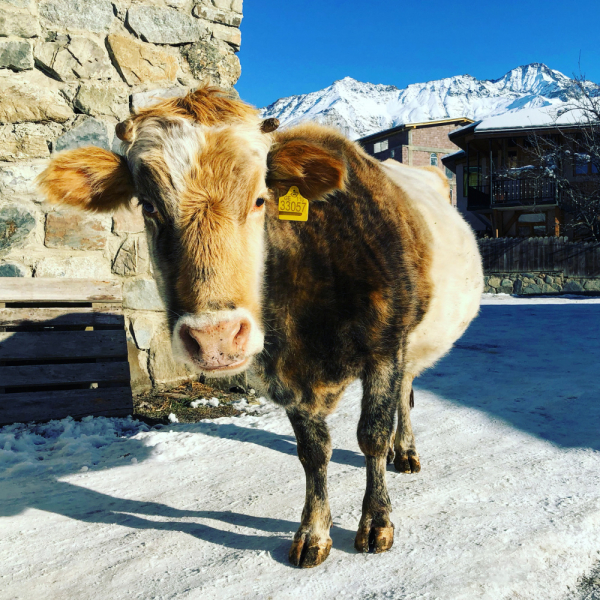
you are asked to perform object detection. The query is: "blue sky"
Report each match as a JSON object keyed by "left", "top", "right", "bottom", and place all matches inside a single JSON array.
[{"left": 235, "top": 0, "right": 600, "bottom": 109}]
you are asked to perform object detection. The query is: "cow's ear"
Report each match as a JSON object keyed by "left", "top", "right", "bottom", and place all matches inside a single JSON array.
[
  {"left": 37, "top": 147, "right": 134, "bottom": 212},
  {"left": 266, "top": 140, "right": 346, "bottom": 200}
]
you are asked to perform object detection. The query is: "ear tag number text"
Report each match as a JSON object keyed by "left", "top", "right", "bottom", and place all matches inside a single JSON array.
[{"left": 278, "top": 186, "right": 309, "bottom": 221}]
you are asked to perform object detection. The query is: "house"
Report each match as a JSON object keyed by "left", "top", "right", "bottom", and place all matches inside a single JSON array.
[
  {"left": 443, "top": 107, "right": 599, "bottom": 238},
  {"left": 357, "top": 118, "right": 473, "bottom": 205}
]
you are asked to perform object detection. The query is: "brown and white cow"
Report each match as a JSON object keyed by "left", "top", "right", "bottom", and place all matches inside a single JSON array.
[{"left": 38, "top": 87, "right": 483, "bottom": 568}]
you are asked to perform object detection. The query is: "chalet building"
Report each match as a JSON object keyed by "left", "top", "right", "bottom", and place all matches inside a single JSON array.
[
  {"left": 443, "top": 108, "right": 599, "bottom": 238},
  {"left": 358, "top": 118, "right": 473, "bottom": 205}
]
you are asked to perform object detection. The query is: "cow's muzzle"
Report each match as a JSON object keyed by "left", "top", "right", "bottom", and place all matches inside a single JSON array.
[{"left": 172, "top": 310, "right": 263, "bottom": 375}]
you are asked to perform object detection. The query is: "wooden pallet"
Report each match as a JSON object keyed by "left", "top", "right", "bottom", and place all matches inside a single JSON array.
[{"left": 0, "top": 279, "right": 133, "bottom": 426}]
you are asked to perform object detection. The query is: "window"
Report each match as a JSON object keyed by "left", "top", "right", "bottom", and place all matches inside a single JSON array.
[
  {"left": 463, "top": 166, "right": 481, "bottom": 190},
  {"left": 430, "top": 153, "right": 438, "bottom": 167},
  {"left": 574, "top": 154, "right": 599, "bottom": 176},
  {"left": 445, "top": 166, "right": 453, "bottom": 179},
  {"left": 374, "top": 139, "right": 388, "bottom": 153}
]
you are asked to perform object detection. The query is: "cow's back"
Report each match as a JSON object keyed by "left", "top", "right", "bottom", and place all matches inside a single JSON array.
[{"left": 382, "top": 159, "right": 483, "bottom": 376}]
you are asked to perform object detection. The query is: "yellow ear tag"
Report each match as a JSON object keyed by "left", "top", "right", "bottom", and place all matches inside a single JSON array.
[{"left": 278, "top": 186, "right": 309, "bottom": 221}]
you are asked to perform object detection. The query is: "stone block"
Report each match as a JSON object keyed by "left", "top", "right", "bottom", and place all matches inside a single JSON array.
[
  {"left": 541, "top": 283, "right": 560, "bottom": 293},
  {"left": 126, "top": 340, "right": 152, "bottom": 394},
  {"left": 113, "top": 203, "right": 145, "bottom": 233},
  {"left": 54, "top": 117, "right": 110, "bottom": 152},
  {"left": 209, "top": 22, "right": 241, "bottom": 49},
  {"left": 34, "top": 255, "right": 112, "bottom": 278},
  {"left": 0, "top": 69, "right": 73, "bottom": 124},
  {"left": 534, "top": 277, "right": 544, "bottom": 285},
  {"left": 0, "top": 260, "right": 29, "bottom": 276},
  {"left": 123, "top": 278, "right": 164, "bottom": 311},
  {"left": 0, "top": 124, "right": 51, "bottom": 161},
  {"left": 107, "top": 34, "right": 179, "bottom": 86},
  {"left": 39, "top": 0, "right": 114, "bottom": 33},
  {"left": 487, "top": 277, "right": 501, "bottom": 288},
  {"left": 127, "top": 6, "right": 207, "bottom": 44},
  {"left": 148, "top": 322, "right": 191, "bottom": 386},
  {"left": 0, "top": 40, "right": 33, "bottom": 70},
  {"left": 563, "top": 280, "right": 584, "bottom": 292},
  {"left": 0, "top": 162, "right": 46, "bottom": 198},
  {"left": 74, "top": 81, "right": 130, "bottom": 120},
  {"left": 45, "top": 210, "right": 109, "bottom": 250},
  {"left": 112, "top": 235, "right": 150, "bottom": 276},
  {"left": 583, "top": 279, "right": 600, "bottom": 292},
  {"left": 513, "top": 279, "right": 523, "bottom": 294},
  {"left": 193, "top": 4, "right": 242, "bottom": 27},
  {"left": 0, "top": 0, "right": 34, "bottom": 7},
  {"left": 131, "top": 315, "right": 155, "bottom": 350},
  {"left": 500, "top": 279, "right": 513, "bottom": 289},
  {"left": 522, "top": 284, "right": 541, "bottom": 294},
  {"left": 181, "top": 38, "right": 240, "bottom": 89},
  {"left": 0, "top": 8, "right": 40, "bottom": 37},
  {"left": 131, "top": 86, "right": 188, "bottom": 111},
  {"left": 498, "top": 285, "right": 513, "bottom": 294},
  {"left": 545, "top": 275, "right": 554, "bottom": 284},
  {"left": 35, "top": 36, "right": 116, "bottom": 82},
  {"left": 0, "top": 203, "right": 36, "bottom": 256}
]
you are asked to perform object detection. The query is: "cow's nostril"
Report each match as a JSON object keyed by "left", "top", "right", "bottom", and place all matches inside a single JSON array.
[
  {"left": 181, "top": 325, "right": 201, "bottom": 358},
  {"left": 233, "top": 319, "right": 251, "bottom": 350}
]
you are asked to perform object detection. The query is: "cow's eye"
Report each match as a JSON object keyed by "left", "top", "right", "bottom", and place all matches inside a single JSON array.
[
  {"left": 255, "top": 198, "right": 265, "bottom": 207},
  {"left": 139, "top": 200, "right": 158, "bottom": 215}
]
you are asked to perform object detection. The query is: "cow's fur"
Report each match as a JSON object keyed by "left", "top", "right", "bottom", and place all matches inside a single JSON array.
[{"left": 38, "top": 87, "right": 483, "bottom": 568}]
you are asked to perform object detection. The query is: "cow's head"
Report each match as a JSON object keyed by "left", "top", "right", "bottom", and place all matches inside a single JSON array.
[{"left": 38, "top": 88, "right": 345, "bottom": 376}]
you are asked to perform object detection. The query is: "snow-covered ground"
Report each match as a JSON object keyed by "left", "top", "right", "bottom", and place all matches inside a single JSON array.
[{"left": 1, "top": 295, "right": 599, "bottom": 600}]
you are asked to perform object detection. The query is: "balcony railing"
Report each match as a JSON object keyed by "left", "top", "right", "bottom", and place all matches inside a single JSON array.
[{"left": 467, "top": 178, "right": 558, "bottom": 211}]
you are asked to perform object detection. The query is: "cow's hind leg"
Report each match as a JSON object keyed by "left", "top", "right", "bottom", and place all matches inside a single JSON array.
[
  {"left": 355, "top": 363, "right": 398, "bottom": 554},
  {"left": 394, "top": 372, "right": 420, "bottom": 473},
  {"left": 287, "top": 408, "right": 333, "bottom": 568}
]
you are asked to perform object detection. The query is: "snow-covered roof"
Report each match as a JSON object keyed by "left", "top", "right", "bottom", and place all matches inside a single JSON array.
[{"left": 475, "top": 106, "right": 591, "bottom": 132}]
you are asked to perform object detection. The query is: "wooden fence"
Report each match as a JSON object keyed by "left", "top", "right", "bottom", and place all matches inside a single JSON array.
[{"left": 478, "top": 237, "right": 600, "bottom": 277}]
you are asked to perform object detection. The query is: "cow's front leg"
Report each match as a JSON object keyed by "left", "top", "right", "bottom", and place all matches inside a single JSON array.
[
  {"left": 287, "top": 408, "right": 333, "bottom": 568},
  {"left": 394, "top": 372, "right": 421, "bottom": 473},
  {"left": 355, "top": 362, "right": 399, "bottom": 554}
]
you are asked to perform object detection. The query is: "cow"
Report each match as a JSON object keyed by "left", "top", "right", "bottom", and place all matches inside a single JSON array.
[{"left": 38, "top": 87, "right": 483, "bottom": 568}]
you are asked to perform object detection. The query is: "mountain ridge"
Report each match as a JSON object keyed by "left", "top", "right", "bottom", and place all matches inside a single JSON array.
[{"left": 260, "top": 64, "right": 594, "bottom": 140}]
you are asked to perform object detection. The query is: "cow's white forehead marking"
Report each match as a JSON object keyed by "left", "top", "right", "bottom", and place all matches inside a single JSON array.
[
  {"left": 128, "top": 117, "right": 204, "bottom": 193},
  {"left": 127, "top": 117, "right": 272, "bottom": 195}
]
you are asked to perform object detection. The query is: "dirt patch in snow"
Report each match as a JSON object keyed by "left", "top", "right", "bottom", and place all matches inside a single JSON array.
[{"left": 133, "top": 380, "right": 262, "bottom": 425}]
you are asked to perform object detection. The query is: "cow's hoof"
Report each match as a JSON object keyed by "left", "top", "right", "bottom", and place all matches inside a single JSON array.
[
  {"left": 354, "top": 525, "right": 394, "bottom": 554},
  {"left": 394, "top": 452, "right": 421, "bottom": 473},
  {"left": 289, "top": 534, "right": 332, "bottom": 568}
]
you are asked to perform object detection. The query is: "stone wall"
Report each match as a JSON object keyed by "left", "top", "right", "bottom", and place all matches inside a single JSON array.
[
  {"left": 0, "top": 0, "right": 243, "bottom": 392},
  {"left": 484, "top": 273, "right": 600, "bottom": 295}
]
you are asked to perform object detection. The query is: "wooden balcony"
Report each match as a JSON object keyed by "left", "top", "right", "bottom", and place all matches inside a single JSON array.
[{"left": 467, "top": 178, "right": 558, "bottom": 211}]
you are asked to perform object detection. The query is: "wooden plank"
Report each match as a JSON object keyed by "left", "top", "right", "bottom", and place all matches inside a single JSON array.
[
  {"left": 0, "top": 387, "right": 133, "bottom": 425},
  {"left": 0, "top": 279, "right": 122, "bottom": 303},
  {"left": 0, "top": 361, "right": 130, "bottom": 388},
  {"left": 0, "top": 330, "right": 127, "bottom": 361},
  {"left": 0, "top": 307, "right": 124, "bottom": 328}
]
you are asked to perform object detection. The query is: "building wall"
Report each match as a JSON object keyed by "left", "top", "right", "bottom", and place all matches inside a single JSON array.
[
  {"left": 0, "top": 0, "right": 244, "bottom": 393},
  {"left": 363, "top": 123, "right": 464, "bottom": 205}
]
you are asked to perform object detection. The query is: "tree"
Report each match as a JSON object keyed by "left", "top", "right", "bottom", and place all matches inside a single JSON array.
[{"left": 528, "top": 74, "right": 600, "bottom": 241}]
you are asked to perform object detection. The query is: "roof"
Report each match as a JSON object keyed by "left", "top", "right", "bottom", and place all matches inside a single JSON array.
[
  {"left": 451, "top": 107, "right": 593, "bottom": 139},
  {"left": 358, "top": 117, "right": 473, "bottom": 143}
]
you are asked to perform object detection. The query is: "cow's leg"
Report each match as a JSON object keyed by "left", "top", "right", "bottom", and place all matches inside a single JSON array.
[
  {"left": 355, "top": 362, "right": 399, "bottom": 554},
  {"left": 394, "top": 372, "right": 421, "bottom": 473},
  {"left": 287, "top": 408, "right": 333, "bottom": 568}
]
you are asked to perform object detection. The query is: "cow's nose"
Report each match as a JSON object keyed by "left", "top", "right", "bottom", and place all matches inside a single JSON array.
[{"left": 180, "top": 318, "right": 251, "bottom": 369}]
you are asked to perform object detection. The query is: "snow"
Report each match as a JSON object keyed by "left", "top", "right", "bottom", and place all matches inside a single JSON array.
[
  {"left": 476, "top": 106, "right": 591, "bottom": 131},
  {"left": 260, "top": 63, "right": 599, "bottom": 140},
  {"left": 1, "top": 296, "right": 600, "bottom": 599}
]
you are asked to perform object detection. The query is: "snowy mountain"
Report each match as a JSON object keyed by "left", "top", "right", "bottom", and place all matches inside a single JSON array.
[{"left": 260, "top": 63, "right": 591, "bottom": 140}]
